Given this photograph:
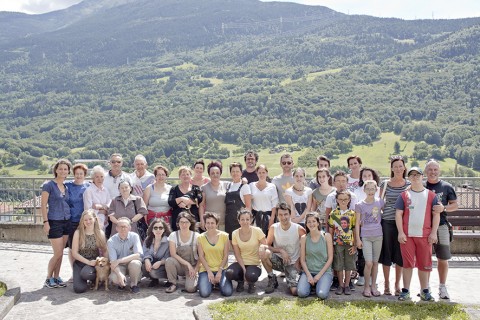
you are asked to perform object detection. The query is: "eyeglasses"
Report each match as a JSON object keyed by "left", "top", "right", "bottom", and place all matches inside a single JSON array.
[
  {"left": 179, "top": 221, "right": 190, "bottom": 224},
  {"left": 111, "top": 160, "right": 122, "bottom": 164},
  {"left": 153, "top": 226, "right": 164, "bottom": 230},
  {"left": 282, "top": 161, "right": 293, "bottom": 165},
  {"left": 337, "top": 198, "right": 350, "bottom": 201}
]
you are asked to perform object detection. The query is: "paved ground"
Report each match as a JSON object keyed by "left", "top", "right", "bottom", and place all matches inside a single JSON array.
[{"left": 1, "top": 241, "right": 479, "bottom": 320}]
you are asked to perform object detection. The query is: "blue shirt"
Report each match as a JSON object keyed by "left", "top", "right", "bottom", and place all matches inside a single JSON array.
[
  {"left": 42, "top": 180, "right": 71, "bottom": 220},
  {"left": 65, "top": 180, "right": 90, "bottom": 223},
  {"left": 107, "top": 232, "right": 143, "bottom": 261}
]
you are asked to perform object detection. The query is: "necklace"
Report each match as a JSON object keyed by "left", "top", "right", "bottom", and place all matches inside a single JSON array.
[{"left": 292, "top": 185, "right": 304, "bottom": 192}]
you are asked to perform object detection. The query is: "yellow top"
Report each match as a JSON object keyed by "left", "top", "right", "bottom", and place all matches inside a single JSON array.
[
  {"left": 232, "top": 226, "right": 265, "bottom": 266},
  {"left": 198, "top": 231, "right": 229, "bottom": 273}
]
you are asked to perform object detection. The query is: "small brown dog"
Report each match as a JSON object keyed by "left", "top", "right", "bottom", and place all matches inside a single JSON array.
[{"left": 94, "top": 257, "right": 110, "bottom": 291}]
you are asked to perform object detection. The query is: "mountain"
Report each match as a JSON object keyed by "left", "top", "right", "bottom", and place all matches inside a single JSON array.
[{"left": 0, "top": 0, "right": 479, "bottom": 174}]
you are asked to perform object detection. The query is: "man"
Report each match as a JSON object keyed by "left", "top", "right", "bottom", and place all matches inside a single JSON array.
[
  {"left": 241, "top": 150, "right": 259, "bottom": 183},
  {"left": 272, "top": 153, "right": 294, "bottom": 203},
  {"left": 425, "top": 159, "right": 458, "bottom": 299},
  {"left": 308, "top": 155, "right": 331, "bottom": 189},
  {"left": 261, "top": 202, "right": 306, "bottom": 295},
  {"left": 324, "top": 170, "right": 358, "bottom": 291},
  {"left": 130, "top": 154, "right": 154, "bottom": 197},
  {"left": 107, "top": 217, "right": 143, "bottom": 293},
  {"left": 395, "top": 167, "right": 440, "bottom": 302},
  {"left": 103, "top": 153, "right": 132, "bottom": 200}
]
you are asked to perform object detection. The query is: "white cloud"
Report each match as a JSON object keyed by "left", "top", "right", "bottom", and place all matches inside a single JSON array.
[{"left": 0, "top": 0, "right": 82, "bottom": 14}]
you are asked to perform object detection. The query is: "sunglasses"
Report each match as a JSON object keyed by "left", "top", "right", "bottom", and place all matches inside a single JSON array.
[
  {"left": 153, "top": 226, "right": 164, "bottom": 230},
  {"left": 111, "top": 160, "right": 122, "bottom": 164},
  {"left": 282, "top": 161, "right": 293, "bottom": 165}
]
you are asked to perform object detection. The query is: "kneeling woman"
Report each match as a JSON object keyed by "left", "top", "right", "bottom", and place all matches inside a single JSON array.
[
  {"left": 226, "top": 208, "right": 266, "bottom": 293},
  {"left": 197, "top": 212, "right": 233, "bottom": 297},
  {"left": 71, "top": 209, "right": 108, "bottom": 293},
  {"left": 297, "top": 212, "right": 334, "bottom": 299},
  {"left": 142, "top": 218, "right": 171, "bottom": 287}
]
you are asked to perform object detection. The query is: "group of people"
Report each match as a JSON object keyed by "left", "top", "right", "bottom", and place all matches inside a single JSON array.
[{"left": 40, "top": 151, "right": 457, "bottom": 301}]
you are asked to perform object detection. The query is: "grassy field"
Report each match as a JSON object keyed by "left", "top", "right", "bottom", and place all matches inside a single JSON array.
[{"left": 208, "top": 298, "right": 469, "bottom": 320}]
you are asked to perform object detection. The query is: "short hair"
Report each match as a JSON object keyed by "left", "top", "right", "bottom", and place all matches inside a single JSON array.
[
  {"left": 280, "top": 153, "right": 293, "bottom": 162},
  {"left": 193, "top": 159, "right": 205, "bottom": 171},
  {"left": 203, "top": 212, "right": 219, "bottom": 224},
  {"left": 276, "top": 202, "right": 291, "bottom": 215},
  {"left": 237, "top": 207, "right": 253, "bottom": 221},
  {"left": 390, "top": 156, "right": 407, "bottom": 178},
  {"left": 134, "top": 154, "right": 147, "bottom": 164},
  {"left": 117, "top": 217, "right": 132, "bottom": 225},
  {"left": 340, "top": 216, "right": 350, "bottom": 224},
  {"left": 316, "top": 155, "right": 331, "bottom": 168},
  {"left": 335, "top": 190, "right": 352, "bottom": 208},
  {"left": 178, "top": 165, "right": 192, "bottom": 177},
  {"left": 359, "top": 167, "right": 380, "bottom": 186},
  {"left": 117, "top": 179, "right": 132, "bottom": 191},
  {"left": 110, "top": 153, "right": 123, "bottom": 160},
  {"left": 333, "top": 170, "right": 348, "bottom": 182},
  {"left": 207, "top": 160, "right": 223, "bottom": 175},
  {"left": 53, "top": 158, "right": 72, "bottom": 177},
  {"left": 305, "top": 212, "right": 321, "bottom": 233},
  {"left": 425, "top": 159, "right": 440, "bottom": 171},
  {"left": 177, "top": 211, "right": 196, "bottom": 231},
  {"left": 347, "top": 155, "right": 362, "bottom": 166},
  {"left": 153, "top": 165, "right": 169, "bottom": 177},
  {"left": 316, "top": 168, "right": 333, "bottom": 186},
  {"left": 229, "top": 162, "right": 243, "bottom": 172},
  {"left": 90, "top": 165, "right": 106, "bottom": 178},
  {"left": 244, "top": 150, "right": 259, "bottom": 162},
  {"left": 73, "top": 163, "right": 88, "bottom": 176}
]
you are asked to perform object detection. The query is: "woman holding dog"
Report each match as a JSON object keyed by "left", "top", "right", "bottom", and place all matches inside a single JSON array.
[
  {"left": 71, "top": 209, "right": 108, "bottom": 293},
  {"left": 142, "top": 218, "right": 172, "bottom": 287}
]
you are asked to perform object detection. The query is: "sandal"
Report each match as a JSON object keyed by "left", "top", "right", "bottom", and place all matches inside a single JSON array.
[
  {"left": 166, "top": 284, "right": 177, "bottom": 293},
  {"left": 384, "top": 286, "right": 392, "bottom": 295},
  {"left": 395, "top": 288, "right": 402, "bottom": 296},
  {"left": 362, "top": 290, "right": 372, "bottom": 298},
  {"left": 371, "top": 288, "right": 381, "bottom": 297}
]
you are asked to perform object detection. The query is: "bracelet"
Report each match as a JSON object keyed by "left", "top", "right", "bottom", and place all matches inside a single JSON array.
[{"left": 43, "top": 220, "right": 48, "bottom": 224}]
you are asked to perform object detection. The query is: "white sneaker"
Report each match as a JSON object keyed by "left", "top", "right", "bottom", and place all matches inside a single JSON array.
[
  {"left": 439, "top": 285, "right": 450, "bottom": 299},
  {"left": 356, "top": 276, "right": 365, "bottom": 286}
]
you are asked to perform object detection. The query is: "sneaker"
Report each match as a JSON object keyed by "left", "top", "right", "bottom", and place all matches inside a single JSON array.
[
  {"left": 148, "top": 279, "right": 159, "bottom": 287},
  {"left": 130, "top": 285, "right": 140, "bottom": 294},
  {"left": 335, "top": 286, "right": 344, "bottom": 295},
  {"left": 265, "top": 274, "right": 278, "bottom": 294},
  {"left": 344, "top": 285, "right": 352, "bottom": 295},
  {"left": 236, "top": 281, "right": 245, "bottom": 293},
  {"left": 349, "top": 280, "right": 356, "bottom": 291},
  {"left": 44, "top": 278, "right": 58, "bottom": 289},
  {"left": 247, "top": 283, "right": 256, "bottom": 294},
  {"left": 356, "top": 276, "right": 365, "bottom": 286},
  {"left": 398, "top": 288, "right": 411, "bottom": 301},
  {"left": 420, "top": 289, "right": 435, "bottom": 302},
  {"left": 439, "top": 285, "right": 450, "bottom": 299},
  {"left": 54, "top": 277, "right": 67, "bottom": 288},
  {"left": 330, "top": 277, "right": 339, "bottom": 291}
]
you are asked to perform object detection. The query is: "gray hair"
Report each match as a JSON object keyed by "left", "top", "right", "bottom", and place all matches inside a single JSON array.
[{"left": 90, "top": 165, "right": 106, "bottom": 178}]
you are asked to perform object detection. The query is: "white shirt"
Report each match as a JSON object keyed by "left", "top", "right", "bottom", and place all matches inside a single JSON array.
[{"left": 250, "top": 182, "right": 278, "bottom": 211}]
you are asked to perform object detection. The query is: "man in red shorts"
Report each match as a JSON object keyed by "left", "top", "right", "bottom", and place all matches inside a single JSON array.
[{"left": 395, "top": 167, "right": 440, "bottom": 301}]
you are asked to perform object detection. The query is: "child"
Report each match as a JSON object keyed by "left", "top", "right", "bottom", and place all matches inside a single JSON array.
[
  {"left": 355, "top": 180, "right": 384, "bottom": 297},
  {"left": 328, "top": 190, "right": 356, "bottom": 295}
]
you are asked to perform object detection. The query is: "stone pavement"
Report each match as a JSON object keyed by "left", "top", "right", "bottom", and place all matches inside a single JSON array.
[{"left": 1, "top": 241, "right": 479, "bottom": 320}]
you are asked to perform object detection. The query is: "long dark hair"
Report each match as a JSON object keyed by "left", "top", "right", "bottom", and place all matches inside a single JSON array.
[
  {"left": 144, "top": 218, "right": 171, "bottom": 248},
  {"left": 304, "top": 212, "right": 321, "bottom": 234}
]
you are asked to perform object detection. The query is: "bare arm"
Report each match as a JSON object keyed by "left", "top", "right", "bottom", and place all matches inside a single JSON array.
[{"left": 395, "top": 209, "right": 406, "bottom": 244}]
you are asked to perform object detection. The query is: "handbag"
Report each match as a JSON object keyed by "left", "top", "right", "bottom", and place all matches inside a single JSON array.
[{"left": 133, "top": 197, "right": 148, "bottom": 242}]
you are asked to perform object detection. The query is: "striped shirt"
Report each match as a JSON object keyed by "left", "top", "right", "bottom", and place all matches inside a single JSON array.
[{"left": 379, "top": 179, "right": 410, "bottom": 221}]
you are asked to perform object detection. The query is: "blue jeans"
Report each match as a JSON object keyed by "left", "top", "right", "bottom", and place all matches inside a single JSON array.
[
  {"left": 198, "top": 270, "right": 233, "bottom": 298},
  {"left": 297, "top": 271, "right": 333, "bottom": 299}
]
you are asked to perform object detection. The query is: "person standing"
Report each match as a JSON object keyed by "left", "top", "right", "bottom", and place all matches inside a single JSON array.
[
  {"left": 395, "top": 167, "right": 439, "bottom": 301},
  {"left": 425, "top": 159, "right": 458, "bottom": 300},
  {"left": 308, "top": 155, "right": 331, "bottom": 190},
  {"left": 224, "top": 162, "right": 251, "bottom": 239},
  {"left": 272, "top": 153, "right": 295, "bottom": 204},
  {"left": 83, "top": 165, "right": 111, "bottom": 231},
  {"left": 250, "top": 164, "right": 278, "bottom": 235},
  {"left": 130, "top": 154, "right": 154, "bottom": 197},
  {"left": 242, "top": 150, "right": 259, "bottom": 183}
]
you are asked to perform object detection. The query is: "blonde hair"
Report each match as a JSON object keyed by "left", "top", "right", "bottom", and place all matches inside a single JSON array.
[
  {"left": 77, "top": 209, "right": 108, "bottom": 254},
  {"left": 178, "top": 165, "right": 192, "bottom": 177}
]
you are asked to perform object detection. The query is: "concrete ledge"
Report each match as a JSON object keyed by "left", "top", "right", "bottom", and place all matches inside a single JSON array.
[
  {"left": 451, "top": 233, "right": 480, "bottom": 254},
  {"left": 0, "top": 223, "right": 48, "bottom": 243},
  {"left": 0, "top": 278, "right": 21, "bottom": 320}
]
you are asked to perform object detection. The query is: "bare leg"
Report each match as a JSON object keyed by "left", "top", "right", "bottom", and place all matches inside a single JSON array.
[
  {"left": 395, "top": 265, "right": 402, "bottom": 292},
  {"left": 418, "top": 270, "right": 430, "bottom": 290},
  {"left": 371, "top": 262, "right": 379, "bottom": 291},
  {"left": 364, "top": 261, "right": 372, "bottom": 292},
  {"left": 437, "top": 259, "right": 448, "bottom": 285},
  {"left": 261, "top": 250, "right": 273, "bottom": 273},
  {"left": 48, "top": 236, "right": 67, "bottom": 278},
  {"left": 383, "top": 264, "right": 390, "bottom": 292},
  {"left": 402, "top": 267, "right": 413, "bottom": 290}
]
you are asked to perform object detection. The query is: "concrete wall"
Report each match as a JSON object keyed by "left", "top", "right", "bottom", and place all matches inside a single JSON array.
[{"left": 0, "top": 223, "right": 479, "bottom": 253}]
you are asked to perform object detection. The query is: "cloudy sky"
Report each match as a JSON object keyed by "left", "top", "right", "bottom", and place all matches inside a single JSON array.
[{"left": 0, "top": 0, "right": 479, "bottom": 19}]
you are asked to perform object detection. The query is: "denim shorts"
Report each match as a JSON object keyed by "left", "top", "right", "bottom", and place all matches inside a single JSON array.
[{"left": 48, "top": 219, "right": 71, "bottom": 239}]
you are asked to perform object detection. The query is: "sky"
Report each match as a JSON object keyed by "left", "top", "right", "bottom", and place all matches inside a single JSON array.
[{"left": 0, "top": 0, "right": 479, "bottom": 19}]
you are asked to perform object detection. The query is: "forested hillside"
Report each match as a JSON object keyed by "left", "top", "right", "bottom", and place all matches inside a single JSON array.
[{"left": 0, "top": 0, "right": 479, "bottom": 174}]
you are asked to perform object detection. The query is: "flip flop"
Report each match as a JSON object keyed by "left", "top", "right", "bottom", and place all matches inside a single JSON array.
[
  {"left": 363, "top": 290, "right": 372, "bottom": 298},
  {"left": 384, "top": 287, "right": 392, "bottom": 295},
  {"left": 371, "top": 288, "right": 381, "bottom": 297},
  {"left": 395, "top": 288, "right": 402, "bottom": 296}
]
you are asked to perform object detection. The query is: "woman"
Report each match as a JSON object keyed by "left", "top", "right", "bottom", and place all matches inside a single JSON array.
[
  {"left": 197, "top": 212, "right": 233, "bottom": 298},
  {"left": 165, "top": 211, "right": 200, "bottom": 293},
  {"left": 378, "top": 156, "right": 410, "bottom": 296},
  {"left": 355, "top": 167, "right": 381, "bottom": 202},
  {"left": 108, "top": 180, "right": 148, "bottom": 236},
  {"left": 225, "top": 162, "right": 251, "bottom": 239},
  {"left": 298, "top": 212, "right": 334, "bottom": 299},
  {"left": 168, "top": 166, "right": 203, "bottom": 231},
  {"left": 83, "top": 165, "right": 111, "bottom": 231},
  {"left": 285, "top": 168, "right": 313, "bottom": 226},
  {"left": 65, "top": 163, "right": 90, "bottom": 270},
  {"left": 249, "top": 164, "right": 278, "bottom": 235},
  {"left": 311, "top": 168, "right": 336, "bottom": 229},
  {"left": 142, "top": 218, "right": 171, "bottom": 287},
  {"left": 199, "top": 161, "right": 228, "bottom": 231},
  {"left": 143, "top": 165, "right": 172, "bottom": 225},
  {"left": 191, "top": 159, "right": 210, "bottom": 187},
  {"left": 225, "top": 208, "right": 266, "bottom": 294},
  {"left": 71, "top": 209, "right": 108, "bottom": 293},
  {"left": 41, "top": 159, "right": 72, "bottom": 288}
]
